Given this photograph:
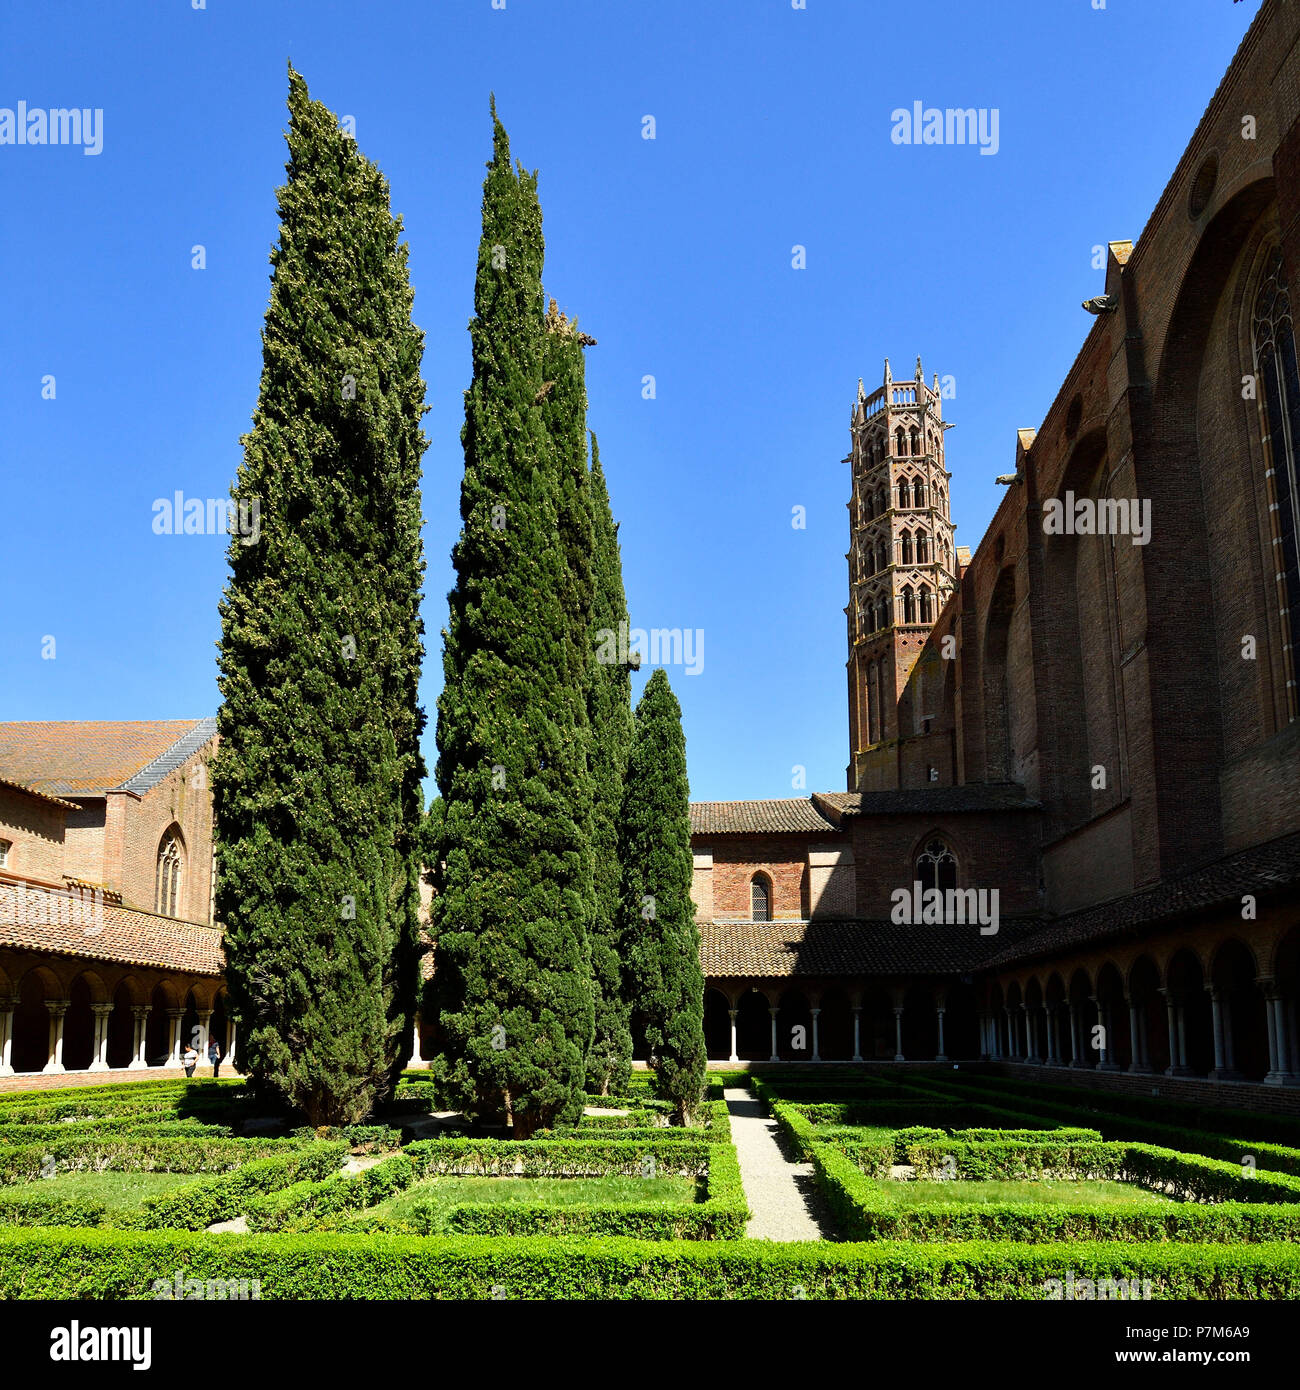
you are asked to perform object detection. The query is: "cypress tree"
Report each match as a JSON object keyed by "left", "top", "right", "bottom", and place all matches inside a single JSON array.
[
  {"left": 212, "top": 66, "right": 428, "bottom": 1126},
  {"left": 431, "top": 104, "right": 594, "bottom": 1139},
  {"left": 586, "top": 436, "right": 636, "bottom": 1093},
  {"left": 619, "top": 669, "right": 706, "bottom": 1123}
]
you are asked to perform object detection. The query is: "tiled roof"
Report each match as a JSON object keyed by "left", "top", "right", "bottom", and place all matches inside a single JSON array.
[
  {"left": 985, "top": 831, "right": 1300, "bottom": 970},
  {"left": 0, "top": 878, "right": 223, "bottom": 978},
  {"left": 0, "top": 777, "right": 81, "bottom": 813},
  {"left": 690, "top": 799, "right": 840, "bottom": 835},
  {"left": 700, "top": 916, "right": 1042, "bottom": 978},
  {"left": 813, "top": 784, "right": 1039, "bottom": 820},
  {"left": 0, "top": 720, "right": 216, "bottom": 796}
]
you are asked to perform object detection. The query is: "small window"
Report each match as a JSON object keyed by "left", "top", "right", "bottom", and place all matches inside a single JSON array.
[
  {"left": 0, "top": 839, "right": 10, "bottom": 868},
  {"left": 750, "top": 876, "right": 771, "bottom": 922}
]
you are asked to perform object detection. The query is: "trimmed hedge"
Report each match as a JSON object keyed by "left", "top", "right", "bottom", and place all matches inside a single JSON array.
[
  {"left": 0, "top": 1191, "right": 109, "bottom": 1228},
  {"left": 2, "top": 1227, "right": 1299, "bottom": 1298},
  {"left": 0, "top": 1135, "right": 305, "bottom": 1184},
  {"left": 397, "top": 1136, "right": 714, "bottom": 1178}
]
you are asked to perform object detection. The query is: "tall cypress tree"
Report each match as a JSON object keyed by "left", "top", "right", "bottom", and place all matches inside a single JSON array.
[
  {"left": 431, "top": 104, "right": 594, "bottom": 1139},
  {"left": 212, "top": 66, "right": 428, "bottom": 1126},
  {"left": 619, "top": 669, "right": 706, "bottom": 1123},
  {"left": 586, "top": 436, "right": 636, "bottom": 1094}
]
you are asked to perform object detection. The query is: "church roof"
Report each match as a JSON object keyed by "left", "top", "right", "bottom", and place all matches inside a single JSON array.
[
  {"left": 0, "top": 719, "right": 217, "bottom": 797},
  {"left": 813, "top": 785, "right": 1038, "bottom": 820},
  {"left": 690, "top": 799, "right": 840, "bottom": 836}
]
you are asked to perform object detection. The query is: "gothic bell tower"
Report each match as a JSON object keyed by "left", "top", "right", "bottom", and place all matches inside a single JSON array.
[{"left": 844, "top": 356, "right": 958, "bottom": 790}]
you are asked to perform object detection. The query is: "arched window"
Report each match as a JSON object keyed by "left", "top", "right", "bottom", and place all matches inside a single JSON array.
[
  {"left": 900, "top": 531, "right": 913, "bottom": 564},
  {"left": 916, "top": 838, "right": 957, "bottom": 893},
  {"left": 863, "top": 545, "right": 874, "bottom": 577},
  {"left": 913, "top": 478, "right": 926, "bottom": 508},
  {"left": 877, "top": 597, "right": 889, "bottom": 630},
  {"left": 869, "top": 661, "right": 881, "bottom": 742},
  {"left": 155, "top": 829, "right": 184, "bottom": 917},
  {"left": 750, "top": 875, "right": 772, "bottom": 922},
  {"left": 876, "top": 540, "right": 888, "bottom": 572},
  {"left": 902, "top": 586, "right": 916, "bottom": 624},
  {"left": 876, "top": 487, "right": 886, "bottom": 514},
  {"left": 910, "top": 427, "right": 920, "bottom": 456},
  {"left": 895, "top": 427, "right": 906, "bottom": 456},
  {"left": 919, "top": 585, "right": 934, "bottom": 623},
  {"left": 916, "top": 530, "right": 929, "bottom": 564},
  {"left": 1252, "top": 245, "right": 1300, "bottom": 688},
  {"left": 865, "top": 492, "right": 874, "bottom": 521},
  {"left": 896, "top": 479, "right": 908, "bottom": 509}
]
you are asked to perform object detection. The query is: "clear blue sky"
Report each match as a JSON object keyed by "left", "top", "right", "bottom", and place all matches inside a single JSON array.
[{"left": 0, "top": 0, "right": 1261, "bottom": 802}]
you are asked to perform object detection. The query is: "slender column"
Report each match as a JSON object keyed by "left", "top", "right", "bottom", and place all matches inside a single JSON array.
[
  {"left": 851, "top": 1007, "right": 862, "bottom": 1063},
  {"left": 89, "top": 1003, "right": 112, "bottom": 1071},
  {"left": 197, "top": 1009, "right": 213, "bottom": 1057},
  {"left": 1045, "top": 1007, "right": 1057, "bottom": 1064},
  {"left": 1066, "top": 1003, "right": 1080, "bottom": 1066},
  {"left": 768, "top": 1007, "right": 779, "bottom": 1064},
  {"left": 935, "top": 1007, "right": 947, "bottom": 1062},
  {"left": 128, "top": 1005, "right": 150, "bottom": 1069},
  {"left": 1126, "top": 998, "right": 1144, "bottom": 1072},
  {"left": 727, "top": 1009, "right": 739, "bottom": 1065},
  {"left": 43, "top": 999, "right": 70, "bottom": 1074},
  {"left": 892, "top": 1006, "right": 904, "bottom": 1062},
  {"left": 228, "top": 1021, "right": 237, "bottom": 1071},
  {"left": 1264, "top": 990, "right": 1284, "bottom": 1084},
  {"left": 1176, "top": 1003, "right": 1189, "bottom": 1071},
  {"left": 1208, "top": 989, "right": 1230, "bottom": 1079},
  {"left": 0, "top": 997, "right": 16, "bottom": 1076},
  {"left": 165, "top": 1008, "right": 184, "bottom": 1067},
  {"left": 1162, "top": 991, "right": 1188, "bottom": 1076},
  {"left": 810, "top": 1007, "right": 821, "bottom": 1062},
  {"left": 1095, "top": 998, "right": 1119, "bottom": 1071},
  {"left": 1002, "top": 1007, "right": 1014, "bottom": 1060}
]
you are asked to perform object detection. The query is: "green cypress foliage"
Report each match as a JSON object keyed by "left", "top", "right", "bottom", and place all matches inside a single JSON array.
[
  {"left": 431, "top": 104, "right": 594, "bottom": 1140},
  {"left": 212, "top": 66, "right": 428, "bottom": 1127},
  {"left": 620, "top": 669, "right": 706, "bottom": 1123},
  {"left": 585, "top": 436, "right": 636, "bottom": 1094}
]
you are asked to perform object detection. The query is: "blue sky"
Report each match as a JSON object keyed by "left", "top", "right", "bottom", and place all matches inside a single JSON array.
[{"left": 0, "top": 0, "right": 1261, "bottom": 803}]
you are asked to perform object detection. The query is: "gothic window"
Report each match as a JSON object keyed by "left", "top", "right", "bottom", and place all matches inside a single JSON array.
[
  {"left": 750, "top": 875, "right": 772, "bottom": 922},
  {"left": 868, "top": 661, "right": 881, "bottom": 742},
  {"left": 900, "top": 531, "right": 913, "bottom": 564},
  {"left": 895, "top": 427, "right": 906, "bottom": 456},
  {"left": 916, "top": 838, "right": 957, "bottom": 893},
  {"left": 877, "top": 487, "right": 886, "bottom": 513},
  {"left": 877, "top": 597, "right": 889, "bottom": 630},
  {"left": 876, "top": 540, "right": 888, "bottom": 572},
  {"left": 865, "top": 492, "right": 874, "bottom": 521},
  {"left": 910, "top": 427, "right": 920, "bottom": 455},
  {"left": 864, "top": 545, "right": 874, "bottom": 577},
  {"left": 913, "top": 478, "right": 926, "bottom": 507},
  {"left": 902, "top": 586, "right": 916, "bottom": 624},
  {"left": 898, "top": 479, "right": 910, "bottom": 509},
  {"left": 916, "top": 531, "right": 929, "bottom": 564},
  {"left": 155, "top": 829, "right": 184, "bottom": 917},
  {"left": 919, "top": 585, "right": 934, "bottom": 623},
  {"left": 1252, "top": 245, "right": 1300, "bottom": 691}
]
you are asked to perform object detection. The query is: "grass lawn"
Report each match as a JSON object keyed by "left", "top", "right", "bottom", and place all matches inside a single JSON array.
[
  {"left": 873, "top": 1178, "right": 1172, "bottom": 1207},
  {"left": 370, "top": 1174, "right": 700, "bottom": 1227},
  {"left": 18, "top": 1170, "right": 200, "bottom": 1210}
]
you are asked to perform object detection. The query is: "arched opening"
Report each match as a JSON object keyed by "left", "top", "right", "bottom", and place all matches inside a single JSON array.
[
  {"left": 1166, "top": 950, "right": 1213, "bottom": 1077},
  {"left": 106, "top": 981, "right": 138, "bottom": 1069},
  {"left": 62, "top": 974, "right": 97, "bottom": 1072},
  {"left": 145, "top": 985, "right": 172, "bottom": 1067},
  {"left": 750, "top": 875, "right": 772, "bottom": 922},
  {"left": 155, "top": 826, "right": 186, "bottom": 918},
  {"left": 817, "top": 988, "right": 854, "bottom": 1060},
  {"left": 1066, "top": 970, "right": 1096, "bottom": 1068},
  {"left": 915, "top": 837, "right": 957, "bottom": 894},
  {"left": 944, "top": 979, "right": 980, "bottom": 1060},
  {"left": 703, "top": 988, "right": 731, "bottom": 1062},
  {"left": 902, "top": 983, "right": 937, "bottom": 1059},
  {"left": 861, "top": 984, "right": 894, "bottom": 1060},
  {"left": 12, "top": 971, "right": 54, "bottom": 1074},
  {"left": 1128, "top": 956, "right": 1165, "bottom": 1073},
  {"left": 1095, "top": 961, "right": 1130, "bottom": 1069},
  {"left": 734, "top": 988, "right": 771, "bottom": 1061},
  {"left": 916, "top": 531, "right": 929, "bottom": 564},
  {"left": 1212, "top": 940, "right": 1269, "bottom": 1081},
  {"left": 913, "top": 478, "right": 926, "bottom": 508},
  {"left": 777, "top": 988, "right": 813, "bottom": 1061},
  {"left": 1044, "top": 972, "right": 1067, "bottom": 1065}
]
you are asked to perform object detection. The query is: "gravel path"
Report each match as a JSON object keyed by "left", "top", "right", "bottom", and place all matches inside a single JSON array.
[{"left": 724, "top": 1088, "right": 830, "bottom": 1242}]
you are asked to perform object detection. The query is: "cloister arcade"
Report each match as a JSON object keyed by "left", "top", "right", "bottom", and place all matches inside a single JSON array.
[
  {"left": 0, "top": 952, "right": 233, "bottom": 1077},
  {"left": 980, "top": 926, "right": 1300, "bottom": 1085}
]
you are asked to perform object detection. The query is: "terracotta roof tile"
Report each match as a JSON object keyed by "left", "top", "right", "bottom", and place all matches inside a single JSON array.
[
  {"left": 0, "top": 720, "right": 215, "bottom": 797},
  {"left": 690, "top": 799, "right": 839, "bottom": 835},
  {"left": 813, "top": 785, "right": 1039, "bottom": 820},
  {"left": 0, "top": 879, "right": 223, "bottom": 978}
]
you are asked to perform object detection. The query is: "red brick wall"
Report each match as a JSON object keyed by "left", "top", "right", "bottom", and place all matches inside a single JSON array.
[
  {"left": 698, "top": 835, "right": 824, "bottom": 920},
  {"left": 0, "top": 788, "right": 66, "bottom": 885}
]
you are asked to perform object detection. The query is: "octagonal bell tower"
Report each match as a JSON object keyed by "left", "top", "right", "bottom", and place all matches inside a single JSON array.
[{"left": 844, "top": 356, "right": 958, "bottom": 790}]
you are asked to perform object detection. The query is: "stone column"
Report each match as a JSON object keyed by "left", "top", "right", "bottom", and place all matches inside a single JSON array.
[
  {"left": 0, "top": 997, "right": 16, "bottom": 1076},
  {"left": 129, "top": 1005, "right": 150, "bottom": 1069},
  {"left": 1044, "top": 1007, "right": 1057, "bottom": 1064},
  {"left": 892, "top": 1006, "right": 904, "bottom": 1063},
  {"left": 165, "top": 1009, "right": 185, "bottom": 1067},
  {"left": 1096, "top": 998, "right": 1120, "bottom": 1071},
  {"left": 810, "top": 1007, "right": 821, "bottom": 1062},
  {"left": 197, "top": 1009, "right": 213, "bottom": 1057},
  {"left": 1126, "top": 998, "right": 1145, "bottom": 1072},
  {"left": 768, "top": 1007, "right": 779, "bottom": 1064},
  {"left": 935, "top": 1007, "right": 947, "bottom": 1063},
  {"left": 1208, "top": 989, "right": 1233, "bottom": 1080},
  {"left": 727, "top": 1009, "right": 739, "bottom": 1065},
  {"left": 1162, "top": 991, "right": 1188, "bottom": 1076},
  {"left": 1262, "top": 986, "right": 1292, "bottom": 1085},
  {"left": 43, "top": 999, "right": 70, "bottom": 1075},
  {"left": 89, "top": 1004, "right": 113, "bottom": 1071},
  {"left": 851, "top": 1006, "right": 863, "bottom": 1063}
]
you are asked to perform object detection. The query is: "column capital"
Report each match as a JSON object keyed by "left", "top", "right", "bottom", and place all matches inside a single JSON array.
[
  {"left": 0, "top": 995, "right": 18, "bottom": 1011},
  {"left": 164, "top": 1007, "right": 185, "bottom": 1019},
  {"left": 44, "top": 998, "right": 71, "bottom": 1015},
  {"left": 90, "top": 1002, "right": 114, "bottom": 1018}
]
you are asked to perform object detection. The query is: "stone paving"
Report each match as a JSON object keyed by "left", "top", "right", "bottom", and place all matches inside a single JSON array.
[
  {"left": 0, "top": 1066, "right": 240, "bottom": 1095},
  {"left": 724, "top": 1087, "right": 830, "bottom": 1242}
]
